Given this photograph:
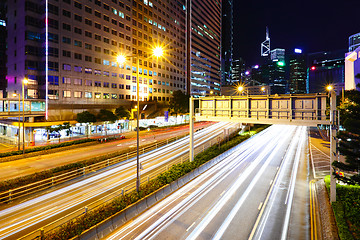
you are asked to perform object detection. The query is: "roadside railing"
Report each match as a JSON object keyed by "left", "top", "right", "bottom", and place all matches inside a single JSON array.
[
  {"left": 19, "top": 125, "right": 241, "bottom": 240},
  {"left": 0, "top": 134, "right": 190, "bottom": 203}
]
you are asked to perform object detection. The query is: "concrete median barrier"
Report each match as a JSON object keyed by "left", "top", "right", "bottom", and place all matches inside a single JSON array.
[
  {"left": 136, "top": 198, "right": 148, "bottom": 214},
  {"left": 170, "top": 181, "right": 179, "bottom": 192},
  {"left": 78, "top": 225, "right": 98, "bottom": 240},
  {"left": 146, "top": 193, "right": 157, "bottom": 208},
  {"left": 111, "top": 211, "right": 127, "bottom": 229},
  {"left": 96, "top": 219, "right": 114, "bottom": 239},
  {"left": 124, "top": 204, "right": 138, "bottom": 221},
  {"left": 163, "top": 185, "right": 172, "bottom": 197},
  {"left": 155, "top": 188, "right": 165, "bottom": 201}
]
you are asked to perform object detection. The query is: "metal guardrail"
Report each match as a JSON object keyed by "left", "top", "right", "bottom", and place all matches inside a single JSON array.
[
  {"left": 0, "top": 134, "right": 189, "bottom": 203},
  {"left": 19, "top": 126, "right": 240, "bottom": 240}
]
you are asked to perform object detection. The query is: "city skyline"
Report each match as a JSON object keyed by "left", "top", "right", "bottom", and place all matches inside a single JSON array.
[{"left": 233, "top": 0, "right": 360, "bottom": 65}]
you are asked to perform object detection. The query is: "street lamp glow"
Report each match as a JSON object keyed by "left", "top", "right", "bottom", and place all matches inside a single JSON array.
[
  {"left": 116, "top": 55, "right": 127, "bottom": 64},
  {"left": 23, "top": 78, "right": 28, "bottom": 85},
  {"left": 326, "top": 85, "right": 333, "bottom": 91},
  {"left": 261, "top": 87, "right": 265, "bottom": 92},
  {"left": 153, "top": 46, "right": 164, "bottom": 58},
  {"left": 237, "top": 86, "right": 244, "bottom": 92}
]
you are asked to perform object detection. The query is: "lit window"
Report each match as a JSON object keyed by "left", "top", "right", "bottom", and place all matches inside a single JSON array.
[
  {"left": 74, "top": 91, "right": 82, "bottom": 98},
  {"left": 63, "top": 90, "right": 71, "bottom": 98},
  {"left": 85, "top": 92, "right": 92, "bottom": 98}
]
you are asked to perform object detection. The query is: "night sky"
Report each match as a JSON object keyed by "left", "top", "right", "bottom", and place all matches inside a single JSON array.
[{"left": 233, "top": 0, "right": 360, "bottom": 66}]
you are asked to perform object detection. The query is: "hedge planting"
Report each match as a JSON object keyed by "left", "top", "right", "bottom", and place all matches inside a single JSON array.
[
  {"left": 43, "top": 124, "right": 269, "bottom": 239},
  {"left": 0, "top": 133, "right": 189, "bottom": 193},
  {"left": 325, "top": 175, "right": 360, "bottom": 240}
]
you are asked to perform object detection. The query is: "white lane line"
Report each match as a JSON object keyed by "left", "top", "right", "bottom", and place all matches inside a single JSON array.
[
  {"left": 210, "top": 127, "right": 295, "bottom": 240},
  {"left": 186, "top": 222, "right": 196, "bottom": 232},
  {"left": 106, "top": 126, "right": 277, "bottom": 240},
  {"left": 281, "top": 126, "right": 306, "bottom": 240},
  {"left": 250, "top": 126, "right": 302, "bottom": 240}
]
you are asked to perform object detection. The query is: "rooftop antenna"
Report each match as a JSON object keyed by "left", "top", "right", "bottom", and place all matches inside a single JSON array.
[{"left": 261, "top": 26, "right": 270, "bottom": 57}]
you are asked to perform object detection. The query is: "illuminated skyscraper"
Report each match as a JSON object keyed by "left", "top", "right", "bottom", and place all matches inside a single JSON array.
[
  {"left": 349, "top": 32, "right": 360, "bottom": 52},
  {"left": 0, "top": 1, "right": 6, "bottom": 95},
  {"left": 221, "top": 0, "right": 233, "bottom": 86},
  {"left": 308, "top": 50, "right": 345, "bottom": 93},
  {"left": 6, "top": 0, "right": 186, "bottom": 120},
  {"left": 188, "top": 0, "right": 222, "bottom": 97},
  {"left": 289, "top": 49, "right": 307, "bottom": 94}
]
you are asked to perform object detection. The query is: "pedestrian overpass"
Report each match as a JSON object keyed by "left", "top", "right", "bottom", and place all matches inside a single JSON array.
[{"left": 189, "top": 93, "right": 338, "bottom": 202}]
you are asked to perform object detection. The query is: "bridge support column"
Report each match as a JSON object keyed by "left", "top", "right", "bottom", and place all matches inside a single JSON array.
[
  {"left": 189, "top": 96, "right": 194, "bottom": 162},
  {"left": 330, "top": 90, "right": 337, "bottom": 203}
]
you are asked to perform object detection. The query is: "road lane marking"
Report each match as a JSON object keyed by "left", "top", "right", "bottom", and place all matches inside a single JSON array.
[
  {"left": 220, "top": 191, "right": 225, "bottom": 196},
  {"left": 248, "top": 126, "right": 302, "bottom": 240},
  {"left": 258, "top": 202, "right": 263, "bottom": 210},
  {"left": 186, "top": 222, "right": 195, "bottom": 232},
  {"left": 309, "top": 179, "right": 317, "bottom": 240},
  {"left": 269, "top": 180, "right": 273, "bottom": 185}
]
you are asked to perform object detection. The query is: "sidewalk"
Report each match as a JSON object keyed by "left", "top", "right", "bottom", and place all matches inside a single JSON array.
[
  {"left": 308, "top": 127, "right": 339, "bottom": 240},
  {"left": 0, "top": 122, "right": 213, "bottom": 182}
]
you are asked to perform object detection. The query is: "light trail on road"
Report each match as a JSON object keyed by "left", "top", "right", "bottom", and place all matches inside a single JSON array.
[
  {"left": 106, "top": 125, "right": 309, "bottom": 240},
  {"left": 0, "top": 122, "right": 237, "bottom": 239}
]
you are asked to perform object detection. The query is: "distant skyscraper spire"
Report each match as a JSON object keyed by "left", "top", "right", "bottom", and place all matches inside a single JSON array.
[{"left": 261, "top": 26, "right": 271, "bottom": 57}]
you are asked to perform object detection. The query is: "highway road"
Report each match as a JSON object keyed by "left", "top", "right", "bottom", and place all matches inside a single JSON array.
[
  {"left": 106, "top": 125, "right": 310, "bottom": 240},
  {"left": 0, "top": 121, "right": 213, "bottom": 181},
  {"left": 0, "top": 122, "right": 238, "bottom": 239}
]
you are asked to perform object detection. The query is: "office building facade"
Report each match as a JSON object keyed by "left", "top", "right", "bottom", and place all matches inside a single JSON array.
[
  {"left": 308, "top": 50, "right": 345, "bottom": 93},
  {"left": 289, "top": 49, "right": 307, "bottom": 94},
  {"left": 221, "top": 0, "right": 233, "bottom": 86},
  {"left": 0, "top": 1, "right": 6, "bottom": 95},
  {"left": 6, "top": 0, "right": 187, "bottom": 120},
  {"left": 349, "top": 32, "right": 360, "bottom": 52},
  {"left": 189, "top": 0, "right": 222, "bottom": 97}
]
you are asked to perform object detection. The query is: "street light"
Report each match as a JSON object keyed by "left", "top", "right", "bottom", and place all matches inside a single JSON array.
[
  {"left": 261, "top": 86, "right": 266, "bottom": 94},
  {"left": 326, "top": 84, "right": 337, "bottom": 202},
  {"left": 12, "top": 93, "right": 20, "bottom": 151},
  {"left": 326, "top": 85, "right": 333, "bottom": 92},
  {"left": 22, "top": 78, "right": 28, "bottom": 154},
  {"left": 117, "top": 46, "right": 164, "bottom": 192}
]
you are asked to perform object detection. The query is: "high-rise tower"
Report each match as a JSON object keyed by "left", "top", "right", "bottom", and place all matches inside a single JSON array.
[
  {"left": 221, "top": 0, "right": 233, "bottom": 86},
  {"left": 188, "top": 0, "right": 222, "bottom": 97},
  {"left": 261, "top": 27, "right": 270, "bottom": 57},
  {"left": 6, "top": 0, "right": 186, "bottom": 120}
]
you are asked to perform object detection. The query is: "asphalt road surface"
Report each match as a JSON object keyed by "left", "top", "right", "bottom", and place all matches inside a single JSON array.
[
  {"left": 0, "top": 122, "right": 238, "bottom": 239},
  {"left": 106, "top": 125, "right": 310, "bottom": 240},
  {"left": 0, "top": 122, "right": 213, "bottom": 181}
]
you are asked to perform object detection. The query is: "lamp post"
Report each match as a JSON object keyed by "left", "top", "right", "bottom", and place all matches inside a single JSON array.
[
  {"left": 327, "top": 85, "right": 337, "bottom": 202},
  {"left": 22, "top": 79, "right": 28, "bottom": 154},
  {"left": 117, "top": 46, "right": 163, "bottom": 192},
  {"left": 12, "top": 93, "right": 20, "bottom": 151}
]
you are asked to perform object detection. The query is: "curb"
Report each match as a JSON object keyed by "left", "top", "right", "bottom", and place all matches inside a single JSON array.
[{"left": 315, "top": 180, "right": 339, "bottom": 240}]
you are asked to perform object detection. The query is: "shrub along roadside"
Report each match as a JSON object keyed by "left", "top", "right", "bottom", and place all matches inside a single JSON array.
[
  {"left": 325, "top": 175, "right": 360, "bottom": 240},
  {"left": 0, "top": 133, "right": 188, "bottom": 193},
  {"left": 43, "top": 124, "right": 269, "bottom": 240}
]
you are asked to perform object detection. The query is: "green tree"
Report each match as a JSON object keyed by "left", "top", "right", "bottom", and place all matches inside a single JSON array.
[
  {"left": 76, "top": 111, "right": 97, "bottom": 123},
  {"left": 333, "top": 86, "right": 360, "bottom": 184},
  {"left": 115, "top": 106, "right": 130, "bottom": 119},
  {"left": 97, "top": 109, "right": 118, "bottom": 123},
  {"left": 76, "top": 111, "right": 97, "bottom": 137},
  {"left": 169, "top": 90, "right": 189, "bottom": 116}
]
